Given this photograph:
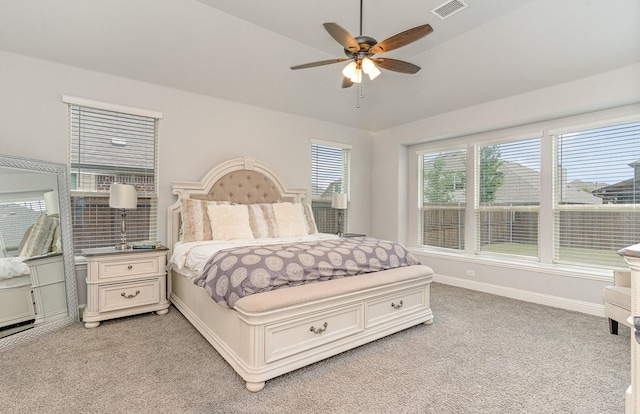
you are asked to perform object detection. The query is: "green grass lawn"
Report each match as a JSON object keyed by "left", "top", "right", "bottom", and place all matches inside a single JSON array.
[{"left": 481, "top": 242, "right": 626, "bottom": 267}]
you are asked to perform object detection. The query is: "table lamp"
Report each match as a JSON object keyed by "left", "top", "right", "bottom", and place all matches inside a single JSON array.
[
  {"left": 109, "top": 183, "right": 137, "bottom": 250},
  {"left": 331, "top": 192, "right": 348, "bottom": 237}
]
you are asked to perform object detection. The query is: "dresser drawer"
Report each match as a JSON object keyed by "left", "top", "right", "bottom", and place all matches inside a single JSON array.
[
  {"left": 366, "top": 288, "right": 426, "bottom": 327},
  {"left": 265, "top": 304, "right": 364, "bottom": 363},
  {"left": 98, "top": 278, "right": 161, "bottom": 313},
  {"left": 96, "top": 255, "right": 164, "bottom": 281}
]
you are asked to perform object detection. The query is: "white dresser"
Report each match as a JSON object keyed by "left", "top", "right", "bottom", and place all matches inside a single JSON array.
[
  {"left": 620, "top": 244, "right": 640, "bottom": 414},
  {"left": 82, "top": 246, "right": 170, "bottom": 328},
  {"left": 25, "top": 252, "right": 67, "bottom": 325}
]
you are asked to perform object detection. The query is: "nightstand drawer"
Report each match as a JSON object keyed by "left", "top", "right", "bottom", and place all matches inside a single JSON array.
[
  {"left": 97, "top": 256, "right": 163, "bottom": 281},
  {"left": 98, "top": 278, "right": 161, "bottom": 313}
]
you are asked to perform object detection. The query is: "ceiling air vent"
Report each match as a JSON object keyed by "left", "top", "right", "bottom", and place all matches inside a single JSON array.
[{"left": 431, "top": 0, "right": 468, "bottom": 20}]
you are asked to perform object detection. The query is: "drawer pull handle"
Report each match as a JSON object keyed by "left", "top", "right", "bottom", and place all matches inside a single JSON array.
[
  {"left": 310, "top": 322, "right": 328, "bottom": 334},
  {"left": 127, "top": 265, "right": 133, "bottom": 270},
  {"left": 391, "top": 300, "right": 404, "bottom": 310},
  {"left": 121, "top": 290, "right": 140, "bottom": 299}
]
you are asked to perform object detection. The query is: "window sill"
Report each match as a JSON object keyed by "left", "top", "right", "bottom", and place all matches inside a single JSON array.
[{"left": 408, "top": 246, "right": 618, "bottom": 282}]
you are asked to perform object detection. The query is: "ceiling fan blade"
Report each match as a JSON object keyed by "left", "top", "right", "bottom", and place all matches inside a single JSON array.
[
  {"left": 290, "top": 58, "right": 348, "bottom": 70},
  {"left": 374, "top": 58, "right": 421, "bottom": 74},
  {"left": 342, "top": 77, "right": 354, "bottom": 88},
  {"left": 323, "top": 23, "right": 360, "bottom": 53},
  {"left": 370, "top": 23, "right": 433, "bottom": 55}
]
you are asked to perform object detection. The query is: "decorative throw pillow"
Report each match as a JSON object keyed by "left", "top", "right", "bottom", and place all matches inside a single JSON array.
[
  {"left": 272, "top": 202, "right": 308, "bottom": 237},
  {"left": 207, "top": 204, "right": 254, "bottom": 240},
  {"left": 49, "top": 217, "right": 61, "bottom": 252},
  {"left": 302, "top": 203, "right": 318, "bottom": 234},
  {"left": 22, "top": 213, "right": 56, "bottom": 257},
  {"left": 180, "top": 199, "right": 216, "bottom": 242},
  {"left": 247, "top": 204, "right": 280, "bottom": 238}
]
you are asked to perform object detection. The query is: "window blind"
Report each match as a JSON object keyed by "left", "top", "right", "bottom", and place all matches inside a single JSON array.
[
  {"left": 419, "top": 149, "right": 466, "bottom": 250},
  {"left": 555, "top": 120, "right": 640, "bottom": 267},
  {"left": 68, "top": 103, "right": 160, "bottom": 251},
  {"left": 476, "top": 137, "right": 540, "bottom": 258},
  {"left": 311, "top": 142, "right": 351, "bottom": 234},
  {"left": 0, "top": 199, "right": 45, "bottom": 257}
]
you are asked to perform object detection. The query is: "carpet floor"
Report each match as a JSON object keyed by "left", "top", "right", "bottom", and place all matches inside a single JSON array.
[{"left": 0, "top": 283, "right": 630, "bottom": 413}]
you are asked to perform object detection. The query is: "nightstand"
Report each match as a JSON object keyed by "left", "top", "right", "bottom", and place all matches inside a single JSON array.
[
  {"left": 82, "top": 246, "right": 170, "bottom": 328},
  {"left": 24, "top": 252, "right": 66, "bottom": 325}
]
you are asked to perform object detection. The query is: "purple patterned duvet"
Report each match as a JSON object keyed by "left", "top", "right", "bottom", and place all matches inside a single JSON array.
[{"left": 193, "top": 237, "right": 420, "bottom": 308}]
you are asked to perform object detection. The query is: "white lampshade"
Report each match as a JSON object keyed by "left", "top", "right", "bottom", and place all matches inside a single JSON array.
[
  {"left": 109, "top": 183, "right": 138, "bottom": 209},
  {"left": 332, "top": 193, "right": 348, "bottom": 210},
  {"left": 342, "top": 61, "right": 357, "bottom": 78},
  {"left": 368, "top": 66, "right": 381, "bottom": 80},
  {"left": 350, "top": 68, "right": 362, "bottom": 84},
  {"left": 44, "top": 190, "right": 59, "bottom": 216},
  {"left": 361, "top": 57, "right": 375, "bottom": 74}
]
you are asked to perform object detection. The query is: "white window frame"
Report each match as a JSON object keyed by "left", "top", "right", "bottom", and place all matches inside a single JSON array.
[
  {"left": 310, "top": 139, "right": 352, "bottom": 234},
  {"left": 63, "top": 96, "right": 162, "bottom": 251},
  {"left": 412, "top": 109, "right": 640, "bottom": 276}
]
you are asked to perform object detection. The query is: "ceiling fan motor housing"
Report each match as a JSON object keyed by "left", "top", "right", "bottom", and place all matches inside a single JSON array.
[{"left": 344, "top": 35, "right": 377, "bottom": 57}]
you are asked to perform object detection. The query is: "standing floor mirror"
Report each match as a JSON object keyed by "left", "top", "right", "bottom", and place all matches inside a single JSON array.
[{"left": 0, "top": 154, "right": 78, "bottom": 351}]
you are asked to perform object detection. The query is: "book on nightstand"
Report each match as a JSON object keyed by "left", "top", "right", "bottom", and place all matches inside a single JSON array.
[{"left": 131, "top": 241, "right": 162, "bottom": 250}]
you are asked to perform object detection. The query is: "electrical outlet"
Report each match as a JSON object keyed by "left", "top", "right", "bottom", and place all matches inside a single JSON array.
[{"left": 466, "top": 269, "right": 475, "bottom": 277}]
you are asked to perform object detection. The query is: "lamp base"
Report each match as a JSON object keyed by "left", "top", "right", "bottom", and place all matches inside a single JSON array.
[{"left": 115, "top": 243, "right": 130, "bottom": 250}]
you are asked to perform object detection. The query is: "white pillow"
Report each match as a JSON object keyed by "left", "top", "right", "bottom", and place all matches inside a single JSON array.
[
  {"left": 272, "top": 202, "right": 308, "bottom": 237},
  {"left": 207, "top": 204, "right": 254, "bottom": 241}
]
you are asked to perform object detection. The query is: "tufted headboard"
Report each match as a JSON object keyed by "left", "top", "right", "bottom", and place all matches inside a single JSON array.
[{"left": 167, "top": 157, "right": 306, "bottom": 251}]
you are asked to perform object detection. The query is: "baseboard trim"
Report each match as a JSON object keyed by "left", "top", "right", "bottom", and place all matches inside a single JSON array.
[{"left": 433, "top": 274, "right": 605, "bottom": 317}]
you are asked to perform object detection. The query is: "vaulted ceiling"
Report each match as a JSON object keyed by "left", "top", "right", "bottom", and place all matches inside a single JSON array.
[{"left": 0, "top": 0, "right": 638, "bottom": 132}]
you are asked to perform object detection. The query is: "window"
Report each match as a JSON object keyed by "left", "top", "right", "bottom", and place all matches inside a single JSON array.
[
  {"left": 554, "top": 120, "right": 640, "bottom": 267},
  {"left": 64, "top": 96, "right": 162, "bottom": 251},
  {"left": 311, "top": 141, "right": 351, "bottom": 234},
  {"left": 416, "top": 113, "right": 640, "bottom": 271},
  {"left": 476, "top": 138, "right": 541, "bottom": 258},
  {"left": 419, "top": 149, "right": 466, "bottom": 250},
  {"left": 0, "top": 197, "right": 46, "bottom": 257}
]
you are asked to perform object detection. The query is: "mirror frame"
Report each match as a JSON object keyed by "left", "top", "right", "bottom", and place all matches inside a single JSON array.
[{"left": 0, "top": 154, "right": 79, "bottom": 351}]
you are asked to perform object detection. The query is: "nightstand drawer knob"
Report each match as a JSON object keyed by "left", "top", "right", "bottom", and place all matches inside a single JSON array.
[
  {"left": 121, "top": 290, "right": 140, "bottom": 299},
  {"left": 127, "top": 265, "right": 133, "bottom": 270},
  {"left": 391, "top": 300, "right": 403, "bottom": 310}
]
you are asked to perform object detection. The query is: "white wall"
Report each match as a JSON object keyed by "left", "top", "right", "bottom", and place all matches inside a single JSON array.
[
  {"left": 0, "top": 50, "right": 373, "bottom": 242},
  {"left": 371, "top": 63, "right": 640, "bottom": 313},
  {"left": 0, "top": 50, "right": 373, "bottom": 305},
  {"left": 3, "top": 47, "right": 639, "bottom": 313}
]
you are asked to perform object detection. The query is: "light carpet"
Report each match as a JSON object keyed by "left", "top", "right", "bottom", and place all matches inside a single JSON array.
[{"left": 0, "top": 283, "right": 630, "bottom": 414}]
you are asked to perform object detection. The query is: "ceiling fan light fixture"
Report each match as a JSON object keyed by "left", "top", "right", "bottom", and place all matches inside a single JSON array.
[
  {"left": 350, "top": 68, "right": 362, "bottom": 84},
  {"left": 361, "top": 57, "right": 375, "bottom": 74},
  {"left": 342, "top": 61, "right": 357, "bottom": 78},
  {"left": 368, "top": 66, "right": 381, "bottom": 80}
]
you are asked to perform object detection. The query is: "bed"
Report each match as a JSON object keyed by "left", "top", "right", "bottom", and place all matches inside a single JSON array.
[{"left": 167, "top": 157, "right": 434, "bottom": 392}]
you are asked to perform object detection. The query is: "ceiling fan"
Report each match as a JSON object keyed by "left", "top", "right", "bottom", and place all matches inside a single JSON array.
[{"left": 290, "top": 0, "right": 433, "bottom": 89}]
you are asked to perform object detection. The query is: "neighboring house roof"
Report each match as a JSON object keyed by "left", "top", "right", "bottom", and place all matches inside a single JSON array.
[
  {"left": 592, "top": 161, "right": 640, "bottom": 203},
  {"left": 594, "top": 178, "right": 640, "bottom": 203},
  {"left": 423, "top": 153, "right": 603, "bottom": 205},
  {"left": 568, "top": 179, "right": 608, "bottom": 193}
]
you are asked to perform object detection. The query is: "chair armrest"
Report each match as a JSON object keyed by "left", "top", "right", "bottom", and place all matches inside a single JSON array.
[{"left": 614, "top": 269, "right": 632, "bottom": 288}]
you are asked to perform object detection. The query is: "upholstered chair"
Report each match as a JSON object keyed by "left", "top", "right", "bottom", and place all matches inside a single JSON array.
[{"left": 603, "top": 269, "right": 632, "bottom": 334}]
